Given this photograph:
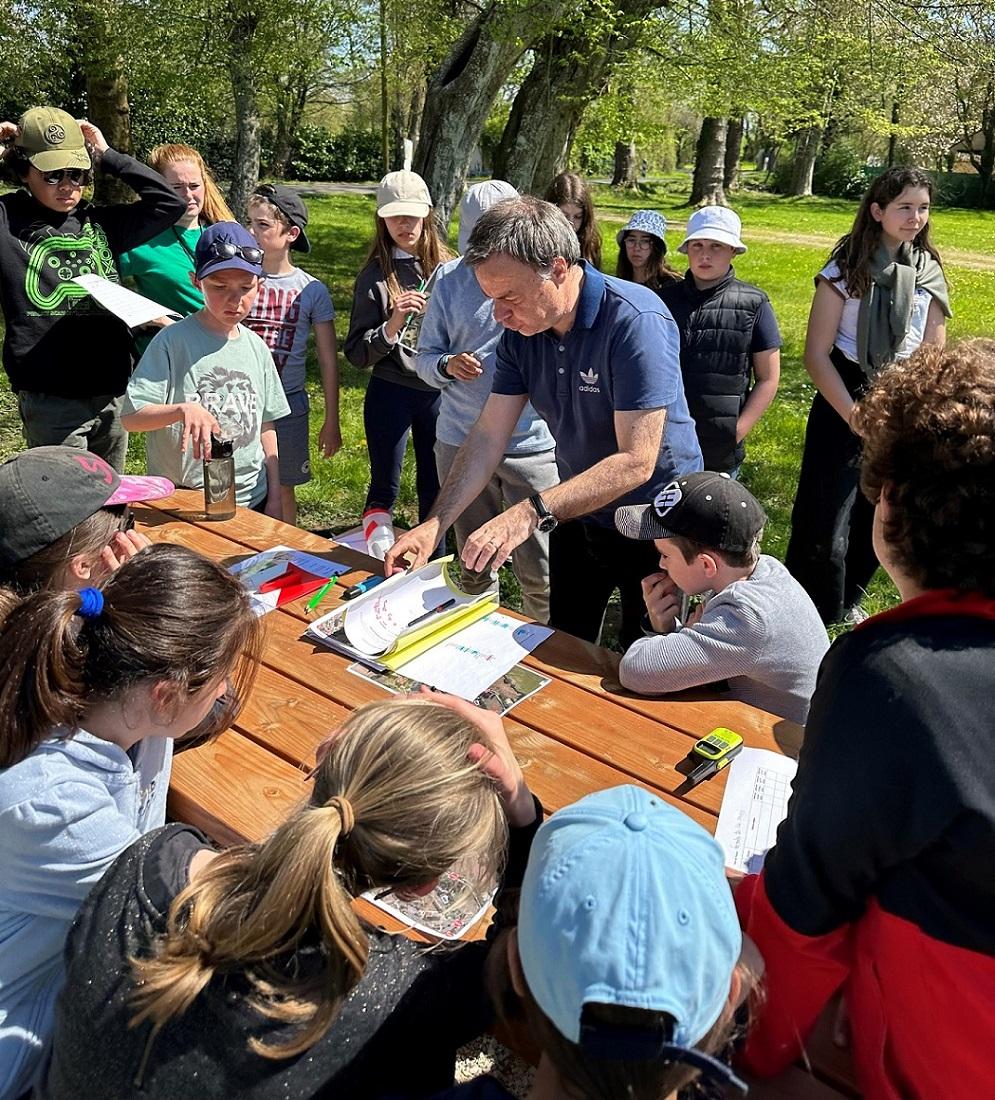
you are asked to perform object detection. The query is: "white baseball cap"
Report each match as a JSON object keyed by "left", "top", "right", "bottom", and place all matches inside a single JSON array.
[
  {"left": 376, "top": 171, "right": 432, "bottom": 219},
  {"left": 678, "top": 207, "right": 747, "bottom": 254}
]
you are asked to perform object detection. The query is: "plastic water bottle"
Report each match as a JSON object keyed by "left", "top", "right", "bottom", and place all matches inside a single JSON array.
[
  {"left": 363, "top": 508, "right": 395, "bottom": 561},
  {"left": 202, "top": 437, "right": 236, "bottom": 520}
]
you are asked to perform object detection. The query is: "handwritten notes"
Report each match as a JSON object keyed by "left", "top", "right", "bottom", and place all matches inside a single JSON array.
[{"left": 715, "top": 747, "right": 798, "bottom": 874}]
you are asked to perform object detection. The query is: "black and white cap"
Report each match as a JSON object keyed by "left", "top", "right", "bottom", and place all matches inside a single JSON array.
[{"left": 614, "top": 472, "right": 766, "bottom": 553}]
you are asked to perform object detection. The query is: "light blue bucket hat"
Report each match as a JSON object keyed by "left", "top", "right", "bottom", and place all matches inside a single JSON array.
[{"left": 616, "top": 209, "right": 668, "bottom": 247}]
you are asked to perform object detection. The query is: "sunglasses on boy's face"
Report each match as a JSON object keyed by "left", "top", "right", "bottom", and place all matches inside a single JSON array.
[
  {"left": 39, "top": 168, "right": 91, "bottom": 187},
  {"left": 203, "top": 241, "right": 264, "bottom": 264}
]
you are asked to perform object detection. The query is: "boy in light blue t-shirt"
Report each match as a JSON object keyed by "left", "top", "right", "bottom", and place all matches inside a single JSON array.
[
  {"left": 245, "top": 184, "right": 340, "bottom": 525},
  {"left": 122, "top": 222, "right": 290, "bottom": 516}
]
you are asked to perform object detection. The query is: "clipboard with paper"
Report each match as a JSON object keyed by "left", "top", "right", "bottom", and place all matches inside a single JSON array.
[{"left": 305, "top": 557, "right": 498, "bottom": 671}]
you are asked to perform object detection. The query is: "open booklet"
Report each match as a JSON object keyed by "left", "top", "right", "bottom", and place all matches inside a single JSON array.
[{"left": 306, "top": 556, "right": 499, "bottom": 671}]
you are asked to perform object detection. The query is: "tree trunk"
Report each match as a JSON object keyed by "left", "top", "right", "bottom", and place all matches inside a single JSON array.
[
  {"left": 723, "top": 116, "right": 744, "bottom": 192},
  {"left": 227, "top": 8, "right": 261, "bottom": 220},
  {"left": 788, "top": 124, "right": 821, "bottom": 197},
  {"left": 688, "top": 116, "right": 727, "bottom": 205},
  {"left": 887, "top": 100, "right": 899, "bottom": 167},
  {"left": 493, "top": 34, "right": 598, "bottom": 193},
  {"left": 414, "top": 1, "right": 554, "bottom": 227},
  {"left": 77, "top": 0, "right": 133, "bottom": 204},
  {"left": 495, "top": 0, "right": 657, "bottom": 196},
  {"left": 86, "top": 71, "right": 133, "bottom": 204},
  {"left": 611, "top": 139, "right": 638, "bottom": 187}
]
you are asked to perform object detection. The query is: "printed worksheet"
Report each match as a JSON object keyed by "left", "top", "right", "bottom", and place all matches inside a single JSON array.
[
  {"left": 72, "top": 273, "right": 179, "bottom": 328},
  {"left": 715, "top": 747, "right": 798, "bottom": 874},
  {"left": 361, "top": 863, "right": 496, "bottom": 940},
  {"left": 396, "top": 612, "right": 554, "bottom": 700}
]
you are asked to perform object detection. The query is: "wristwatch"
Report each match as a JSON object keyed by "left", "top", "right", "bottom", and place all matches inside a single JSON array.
[{"left": 528, "top": 494, "right": 558, "bottom": 533}]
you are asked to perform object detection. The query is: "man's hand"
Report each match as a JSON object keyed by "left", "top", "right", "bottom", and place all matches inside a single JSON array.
[
  {"left": 384, "top": 518, "right": 442, "bottom": 576},
  {"left": 642, "top": 571, "right": 682, "bottom": 634},
  {"left": 318, "top": 418, "right": 342, "bottom": 459},
  {"left": 461, "top": 500, "right": 536, "bottom": 573},
  {"left": 176, "top": 402, "right": 221, "bottom": 460},
  {"left": 444, "top": 352, "right": 483, "bottom": 381}
]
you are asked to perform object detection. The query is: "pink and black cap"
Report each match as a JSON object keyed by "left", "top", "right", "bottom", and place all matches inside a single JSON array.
[
  {"left": 615, "top": 471, "right": 766, "bottom": 553},
  {"left": 0, "top": 447, "right": 173, "bottom": 567}
]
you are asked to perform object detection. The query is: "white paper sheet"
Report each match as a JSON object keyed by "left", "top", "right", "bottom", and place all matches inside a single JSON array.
[
  {"left": 715, "top": 747, "right": 798, "bottom": 874},
  {"left": 395, "top": 611, "right": 554, "bottom": 701},
  {"left": 228, "top": 546, "right": 349, "bottom": 615},
  {"left": 331, "top": 526, "right": 368, "bottom": 553},
  {"left": 72, "top": 273, "right": 179, "bottom": 328}
]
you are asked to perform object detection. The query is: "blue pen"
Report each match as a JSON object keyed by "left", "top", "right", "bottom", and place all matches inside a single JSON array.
[{"left": 341, "top": 575, "right": 386, "bottom": 601}]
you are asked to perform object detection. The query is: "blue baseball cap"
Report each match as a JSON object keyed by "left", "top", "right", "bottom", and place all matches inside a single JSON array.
[
  {"left": 518, "top": 786, "right": 742, "bottom": 1067},
  {"left": 616, "top": 209, "right": 668, "bottom": 248},
  {"left": 194, "top": 221, "right": 264, "bottom": 279}
]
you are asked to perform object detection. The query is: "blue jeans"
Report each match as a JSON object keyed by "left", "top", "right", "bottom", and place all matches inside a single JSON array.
[{"left": 363, "top": 375, "right": 441, "bottom": 522}]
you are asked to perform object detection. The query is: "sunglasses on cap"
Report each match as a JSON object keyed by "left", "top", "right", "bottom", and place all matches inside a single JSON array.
[
  {"left": 40, "top": 168, "right": 92, "bottom": 186},
  {"left": 202, "top": 240, "right": 264, "bottom": 265}
]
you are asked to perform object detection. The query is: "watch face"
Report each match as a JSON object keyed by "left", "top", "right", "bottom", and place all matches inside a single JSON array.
[{"left": 537, "top": 514, "right": 557, "bottom": 533}]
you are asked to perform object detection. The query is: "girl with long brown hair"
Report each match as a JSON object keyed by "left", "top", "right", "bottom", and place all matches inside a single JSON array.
[
  {"left": 0, "top": 542, "right": 260, "bottom": 1099},
  {"left": 544, "top": 172, "right": 602, "bottom": 269},
  {"left": 785, "top": 166, "right": 951, "bottom": 625},
  {"left": 41, "top": 694, "right": 540, "bottom": 1099},
  {"left": 344, "top": 171, "right": 455, "bottom": 556}
]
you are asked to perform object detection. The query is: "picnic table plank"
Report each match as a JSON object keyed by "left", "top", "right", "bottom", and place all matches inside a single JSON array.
[{"left": 168, "top": 728, "right": 307, "bottom": 847}]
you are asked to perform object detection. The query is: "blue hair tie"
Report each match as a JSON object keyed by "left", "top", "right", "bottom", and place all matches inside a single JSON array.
[{"left": 77, "top": 587, "right": 104, "bottom": 620}]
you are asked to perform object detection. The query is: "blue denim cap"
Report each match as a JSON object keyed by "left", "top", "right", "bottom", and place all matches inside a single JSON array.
[
  {"left": 616, "top": 209, "right": 668, "bottom": 247},
  {"left": 194, "top": 221, "right": 263, "bottom": 279},
  {"left": 518, "top": 785, "right": 742, "bottom": 1050}
]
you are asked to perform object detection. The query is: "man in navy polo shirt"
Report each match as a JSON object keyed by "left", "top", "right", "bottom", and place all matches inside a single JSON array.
[{"left": 386, "top": 196, "right": 702, "bottom": 646}]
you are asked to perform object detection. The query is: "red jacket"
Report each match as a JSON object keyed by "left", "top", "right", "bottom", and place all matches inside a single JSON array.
[{"left": 736, "top": 591, "right": 995, "bottom": 1098}]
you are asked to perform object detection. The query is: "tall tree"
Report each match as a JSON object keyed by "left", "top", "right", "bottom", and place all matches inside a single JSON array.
[
  {"left": 688, "top": 116, "right": 727, "bottom": 204},
  {"left": 414, "top": 0, "right": 565, "bottom": 226},
  {"left": 494, "top": 0, "right": 663, "bottom": 195}
]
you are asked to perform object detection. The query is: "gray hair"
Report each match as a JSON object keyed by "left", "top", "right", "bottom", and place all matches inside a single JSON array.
[{"left": 464, "top": 195, "right": 581, "bottom": 274}]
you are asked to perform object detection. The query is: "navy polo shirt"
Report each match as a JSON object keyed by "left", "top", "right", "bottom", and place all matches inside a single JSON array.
[{"left": 491, "top": 261, "right": 703, "bottom": 526}]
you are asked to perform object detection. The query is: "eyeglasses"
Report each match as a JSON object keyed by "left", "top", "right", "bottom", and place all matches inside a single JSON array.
[
  {"left": 203, "top": 240, "right": 264, "bottom": 264},
  {"left": 40, "top": 168, "right": 91, "bottom": 187}
]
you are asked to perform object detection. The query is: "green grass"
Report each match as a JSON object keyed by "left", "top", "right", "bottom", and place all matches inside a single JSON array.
[{"left": 0, "top": 183, "right": 991, "bottom": 627}]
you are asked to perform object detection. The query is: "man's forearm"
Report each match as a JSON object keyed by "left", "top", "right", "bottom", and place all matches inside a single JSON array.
[{"left": 542, "top": 450, "right": 656, "bottom": 522}]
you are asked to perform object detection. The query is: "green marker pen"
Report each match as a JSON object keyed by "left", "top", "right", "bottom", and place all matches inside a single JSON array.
[{"left": 306, "top": 576, "right": 338, "bottom": 612}]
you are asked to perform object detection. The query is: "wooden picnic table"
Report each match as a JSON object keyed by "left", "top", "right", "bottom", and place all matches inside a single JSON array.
[{"left": 136, "top": 489, "right": 857, "bottom": 1100}]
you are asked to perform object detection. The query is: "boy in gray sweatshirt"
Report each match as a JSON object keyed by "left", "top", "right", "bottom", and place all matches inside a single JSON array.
[
  {"left": 615, "top": 472, "right": 828, "bottom": 725},
  {"left": 413, "top": 180, "right": 558, "bottom": 622}
]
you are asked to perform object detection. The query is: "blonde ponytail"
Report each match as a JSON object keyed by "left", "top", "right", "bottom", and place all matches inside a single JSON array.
[{"left": 130, "top": 698, "right": 508, "bottom": 1058}]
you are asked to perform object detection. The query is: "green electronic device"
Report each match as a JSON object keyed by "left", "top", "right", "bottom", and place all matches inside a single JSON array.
[{"left": 684, "top": 727, "right": 744, "bottom": 785}]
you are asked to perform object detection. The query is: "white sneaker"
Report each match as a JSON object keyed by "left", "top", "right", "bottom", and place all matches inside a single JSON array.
[{"left": 844, "top": 603, "right": 869, "bottom": 625}]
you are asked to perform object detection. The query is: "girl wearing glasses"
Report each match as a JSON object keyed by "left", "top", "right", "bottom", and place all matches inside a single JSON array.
[
  {"left": 0, "top": 543, "right": 262, "bottom": 1099},
  {"left": 119, "top": 144, "right": 236, "bottom": 351},
  {"left": 0, "top": 108, "right": 185, "bottom": 472}
]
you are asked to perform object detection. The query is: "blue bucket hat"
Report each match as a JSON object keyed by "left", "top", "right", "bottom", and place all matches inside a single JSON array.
[
  {"left": 518, "top": 785, "right": 745, "bottom": 1090},
  {"left": 616, "top": 209, "right": 668, "bottom": 248},
  {"left": 194, "top": 221, "right": 264, "bottom": 280}
]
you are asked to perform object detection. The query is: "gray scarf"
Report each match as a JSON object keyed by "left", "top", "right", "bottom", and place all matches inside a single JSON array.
[{"left": 856, "top": 242, "right": 951, "bottom": 376}]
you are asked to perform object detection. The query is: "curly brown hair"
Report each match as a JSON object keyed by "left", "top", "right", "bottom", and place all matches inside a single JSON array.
[{"left": 853, "top": 339, "right": 995, "bottom": 596}]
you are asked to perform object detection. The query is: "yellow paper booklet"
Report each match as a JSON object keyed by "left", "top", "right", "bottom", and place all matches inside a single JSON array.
[{"left": 305, "top": 556, "right": 498, "bottom": 671}]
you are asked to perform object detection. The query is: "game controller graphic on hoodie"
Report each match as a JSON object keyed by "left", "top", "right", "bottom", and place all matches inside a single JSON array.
[{"left": 24, "top": 222, "right": 117, "bottom": 312}]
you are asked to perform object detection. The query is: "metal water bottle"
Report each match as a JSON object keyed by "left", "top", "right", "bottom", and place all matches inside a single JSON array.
[{"left": 203, "top": 436, "right": 236, "bottom": 520}]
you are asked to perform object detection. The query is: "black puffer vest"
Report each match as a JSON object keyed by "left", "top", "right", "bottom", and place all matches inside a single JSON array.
[{"left": 658, "top": 269, "right": 769, "bottom": 472}]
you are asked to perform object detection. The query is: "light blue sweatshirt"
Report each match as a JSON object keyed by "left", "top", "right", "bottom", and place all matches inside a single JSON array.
[
  {"left": 0, "top": 729, "right": 172, "bottom": 1099},
  {"left": 413, "top": 257, "right": 554, "bottom": 454}
]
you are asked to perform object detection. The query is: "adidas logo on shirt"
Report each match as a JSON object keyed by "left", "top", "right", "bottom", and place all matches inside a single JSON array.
[{"left": 578, "top": 368, "right": 600, "bottom": 393}]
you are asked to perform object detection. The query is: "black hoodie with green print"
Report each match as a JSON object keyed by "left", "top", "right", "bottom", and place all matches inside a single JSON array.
[{"left": 0, "top": 148, "right": 184, "bottom": 397}]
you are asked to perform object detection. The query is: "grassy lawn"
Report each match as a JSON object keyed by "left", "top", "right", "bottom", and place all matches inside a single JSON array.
[{"left": 0, "top": 182, "right": 990, "bottom": 627}]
